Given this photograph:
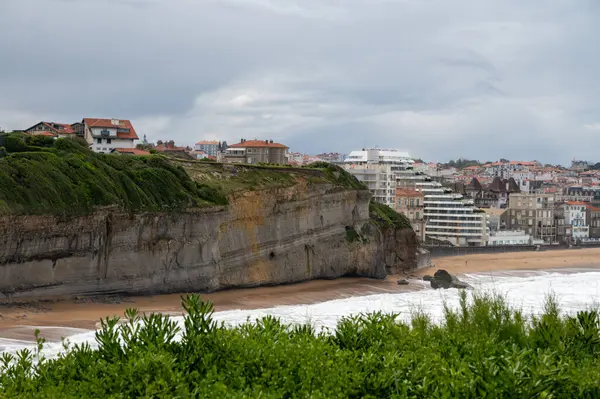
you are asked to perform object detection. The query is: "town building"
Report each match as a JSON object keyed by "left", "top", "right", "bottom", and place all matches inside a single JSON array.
[
  {"left": 587, "top": 206, "right": 600, "bottom": 238},
  {"left": 395, "top": 187, "right": 425, "bottom": 238},
  {"left": 483, "top": 208, "right": 507, "bottom": 232},
  {"left": 392, "top": 164, "right": 489, "bottom": 246},
  {"left": 223, "top": 139, "right": 288, "bottom": 164},
  {"left": 83, "top": 118, "right": 138, "bottom": 153},
  {"left": 502, "top": 193, "right": 556, "bottom": 244},
  {"left": 23, "top": 121, "right": 78, "bottom": 138},
  {"left": 562, "top": 186, "right": 600, "bottom": 203},
  {"left": 343, "top": 149, "right": 413, "bottom": 207},
  {"left": 488, "top": 230, "right": 534, "bottom": 246},
  {"left": 463, "top": 177, "right": 520, "bottom": 209},
  {"left": 571, "top": 160, "right": 591, "bottom": 172},
  {"left": 418, "top": 180, "right": 489, "bottom": 246},
  {"left": 556, "top": 201, "right": 589, "bottom": 242},
  {"left": 315, "top": 152, "right": 344, "bottom": 163},
  {"left": 194, "top": 140, "right": 220, "bottom": 157},
  {"left": 154, "top": 141, "right": 192, "bottom": 159}
]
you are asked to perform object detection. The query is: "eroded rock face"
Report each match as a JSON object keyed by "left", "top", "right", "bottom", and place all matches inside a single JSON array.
[{"left": 0, "top": 184, "right": 419, "bottom": 302}]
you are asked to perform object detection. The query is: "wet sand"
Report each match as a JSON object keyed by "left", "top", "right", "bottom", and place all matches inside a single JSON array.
[
  {"left": 419, "top": 248, "right": 600, "bottom": 277},
  {"left": 0, "top": 276, "right": 421, "bottom": 341},
  {"left": 2, "top": 247, "right": 599, "bottom": 343}
]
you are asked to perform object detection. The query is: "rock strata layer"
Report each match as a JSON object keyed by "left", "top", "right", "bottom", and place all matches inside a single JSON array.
[{"left": 0, "top": 183, "right": 420, "bottom": 302}]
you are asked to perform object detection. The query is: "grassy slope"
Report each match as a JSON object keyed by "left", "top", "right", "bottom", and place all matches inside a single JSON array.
[
  {"left": 0, "top": 135, "right": 366, "bottom": 216},
  {"left": 2, "top": 293, "right": 600, "bottom": 397}
]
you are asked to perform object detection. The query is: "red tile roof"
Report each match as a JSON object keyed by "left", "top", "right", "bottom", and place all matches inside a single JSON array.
[
  {"left": 565, "top": 201, "right": 588, "bottom": 205},
  {"left": 25, "top": 121, "right": 76, "bottom": 135},
  {"left": 113, "top": 148, "right": 150, "bottom": 155},
  {"left": 29, "top": 131, "right": 57, "bottom": 137},
  {"left": 83, "top": 118, "right": 138, "bottom": 140},
  {"left": 155, "top": 143, "right": 188, "bottom": 152},
  {"left": 229, "top": 139, "right": 288, "bottom": 149}
]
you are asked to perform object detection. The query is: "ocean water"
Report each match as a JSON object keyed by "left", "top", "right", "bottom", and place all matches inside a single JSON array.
[{"left": 2, "top": 270, "right": 600, "bottom": 359}]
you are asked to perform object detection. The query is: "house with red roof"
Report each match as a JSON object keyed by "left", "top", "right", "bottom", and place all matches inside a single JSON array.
[
  {"left": 24, "top": 121, "right": 78, "bottom": 138},
  {"left": 223, "top": 138, "right": 289, "bottom": 164},
  {"left": 83, "top": 118, "right": 138, "bottom": 153}
]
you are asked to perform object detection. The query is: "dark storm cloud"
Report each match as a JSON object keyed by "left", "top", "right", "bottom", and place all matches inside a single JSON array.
[{"left": 0, "top": 0, "right": 599, "bottom": 163}]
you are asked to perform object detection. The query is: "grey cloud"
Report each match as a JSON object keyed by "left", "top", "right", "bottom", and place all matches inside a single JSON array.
[{"left": 0, "top": 0, "right": 599, "bottom": 163}]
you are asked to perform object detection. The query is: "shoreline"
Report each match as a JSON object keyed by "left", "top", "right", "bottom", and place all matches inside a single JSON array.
[{"left": 1, "top": 247, "right": 600, "bottom": 342}]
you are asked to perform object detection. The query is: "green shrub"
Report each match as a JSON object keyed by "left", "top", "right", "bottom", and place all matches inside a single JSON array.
[
  {"left": 305, "top": 162, "right": 367, "bottom": 190},
  {"left": 3, "top": 293, "right": 600, "bottom": 397}
]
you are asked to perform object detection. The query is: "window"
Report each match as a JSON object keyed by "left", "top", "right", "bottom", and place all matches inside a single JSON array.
[
  {"left": 96, "top": 138, "right": 102, "bottom": 144},
  {"left": 107, "top": 138, "right": 112, "bottom": 144}
]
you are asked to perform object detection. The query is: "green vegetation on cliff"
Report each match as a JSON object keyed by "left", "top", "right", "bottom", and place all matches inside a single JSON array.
[
  {"left": 0, "top": 135, "right": 366, "bottom": 216},
  {"left": 0, "top": 134, "right": 226, "bottom": 215},
  {"left": 3, "top": 293, "right": 600, "bottom": 397},
  {"left": 369, "top": 201, "right": 412, "bottom": 229}
]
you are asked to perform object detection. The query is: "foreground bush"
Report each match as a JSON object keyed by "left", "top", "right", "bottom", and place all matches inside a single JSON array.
[{"left": 2, "top": 293, "right": 600, "bottom": 398}]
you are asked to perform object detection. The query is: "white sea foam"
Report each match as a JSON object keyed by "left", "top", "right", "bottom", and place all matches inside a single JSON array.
[{"left": 2, "top": 270, "right": 600, "bottom": 360}]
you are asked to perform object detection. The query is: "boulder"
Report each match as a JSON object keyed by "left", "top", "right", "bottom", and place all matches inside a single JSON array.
[
  {"left": 430, "top": 278, "right": 451, "bottom": 289},
  {"left": 397, "top": 279, "right": 409, "bottom": 285},
  {"left": 433, "top": 269, "right": 457, "bottom": 283},
  {"left": 429, "top": 269, "right": 472, "bottom": 290},
  {"left": 422, "top": 275, "right": 434, "bottom": 282}
]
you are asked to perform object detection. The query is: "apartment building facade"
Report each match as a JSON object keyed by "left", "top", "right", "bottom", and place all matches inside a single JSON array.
[
  {"left": 393, "top": 165, "right": 489, "bottom": 246},
  {"left": 343, "top": 149, "right": 413, "bottom": 207},
  {"left": 194, "top": 140, "right": 220, "bottom": 156},
  {"left": 223, "top": 139, "right": 288, "bottom": 164},
  {"left": 502, "top": 193, "right": 556, "bottom": 243}
]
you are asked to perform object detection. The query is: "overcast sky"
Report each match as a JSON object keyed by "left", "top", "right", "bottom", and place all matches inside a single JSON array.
[{"left": 1, "top": 0, "right": 598, "bottom": 163}]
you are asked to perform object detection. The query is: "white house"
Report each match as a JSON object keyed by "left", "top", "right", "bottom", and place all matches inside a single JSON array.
[{"left": 83, "top": 118, "right": 138, "bottom": 153}]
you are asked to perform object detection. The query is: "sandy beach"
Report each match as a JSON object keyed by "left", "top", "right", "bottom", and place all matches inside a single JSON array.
[{"left": 1, "top": 247, "right": 599, "bottom": 342}]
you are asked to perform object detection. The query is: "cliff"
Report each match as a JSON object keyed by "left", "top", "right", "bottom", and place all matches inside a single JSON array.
[{"left": 0, "top": 138, "right": 420, "bottom": 301}]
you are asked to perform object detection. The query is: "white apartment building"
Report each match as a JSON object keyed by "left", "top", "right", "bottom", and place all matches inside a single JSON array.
[
  {"left": 417, "top": 180, "right": 489, "bottom": 246},
  {"left": 394, "top": 165, "right": 489, "bottom": 246},
  {"left": 559, "top": 201, "right": 590, "bottom": 239},
  {"left": 345, "top": 149, "right": 488, "bottom": 246},
  {"left": 343, "top": 149, "right": 413, "bottom": 207}
]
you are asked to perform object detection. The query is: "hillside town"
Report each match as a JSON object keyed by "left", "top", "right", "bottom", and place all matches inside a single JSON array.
[{"left": 4, "top": 118, "right": 600, "bottom": 248}]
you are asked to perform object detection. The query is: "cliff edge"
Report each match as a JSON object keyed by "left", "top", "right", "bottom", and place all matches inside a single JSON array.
[{"left": 0, "top": 136, "right": 419, "bottom": 301}]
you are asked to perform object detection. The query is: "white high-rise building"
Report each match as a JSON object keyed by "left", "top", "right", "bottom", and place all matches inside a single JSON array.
[
  {"left": 343, "top": 149, "right": 413, "bottom": 207},
  {"left": 344, "top": 148, "right": 489, "bottom": 246},
  {"left": 416, "top": 180, "right": 489, "bottom": 246}
]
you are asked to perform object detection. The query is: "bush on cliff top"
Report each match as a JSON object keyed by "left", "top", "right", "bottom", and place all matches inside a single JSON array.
[
  {"left": 3, "top": 293, "right": 600, "bottom": 398},
  {"left": 305, "top": 161, "right": 367, "bottom": 190},
  {"left": 369, "top": 201, "right": 412, "bottom": 229},
  {"left": 0, "top": 135, "right": 227, "bottom": 215}
]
